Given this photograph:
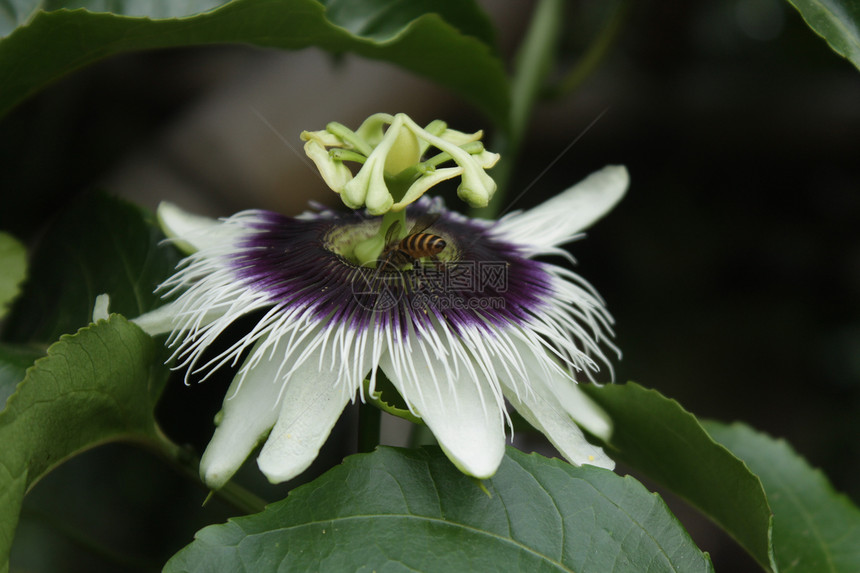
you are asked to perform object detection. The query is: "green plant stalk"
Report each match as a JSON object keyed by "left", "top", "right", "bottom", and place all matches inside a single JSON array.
[
  {"left": 546, "top": 0, "right": 630, "bottom": 100},
  {"left": 480, "top": 0, "right": 630, "bottom": 219},
  {"left": 143, "top": 426, "right": 267, "bottom": 515},
  {"left": 350, "top": 176, "right": 408, "bottom": 266},
  {"left": 479, "top": 0, "right": 563, "bottom": 218},
  {"left": 374, "top": 175, "right": 411, "bottom": 242},
  {"left": 509, "top": 0, "right": 564, "bottom": 152}
]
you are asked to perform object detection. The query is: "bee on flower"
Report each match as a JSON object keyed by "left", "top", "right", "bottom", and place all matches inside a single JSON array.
[{"left": 132, "top": 112, "right": 628, "bottom": 489}]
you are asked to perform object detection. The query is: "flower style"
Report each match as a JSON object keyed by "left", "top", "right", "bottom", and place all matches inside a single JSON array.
[
  {"left": 302, "top": 113, "right": 500, "bottom": 214},
  {"left": 135, "top": 165, "right": 628, "bottom": 489}
]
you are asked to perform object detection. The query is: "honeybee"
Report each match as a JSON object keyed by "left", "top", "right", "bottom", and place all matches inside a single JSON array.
[{"left": 381, "top": 213, "right": 446, "bottom": 268}]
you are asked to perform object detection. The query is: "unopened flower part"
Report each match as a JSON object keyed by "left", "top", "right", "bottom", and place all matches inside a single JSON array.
[{"left": 302, "top": 113, "right": 499, "bottom": 214}]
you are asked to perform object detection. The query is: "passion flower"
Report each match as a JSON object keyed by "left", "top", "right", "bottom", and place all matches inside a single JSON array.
[{"left": 134, "top": 165, "right": 628, "bottom": 488}]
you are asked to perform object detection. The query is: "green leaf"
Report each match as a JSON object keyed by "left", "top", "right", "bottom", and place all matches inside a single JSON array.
[
  {"left": 0, "top": 0, "right": 509, "bottom": 126},
  {"left": 705, "top": 421, "right": 860, "bottom": 573},
  {"left": 583, "top": 382, "right": 778, "bottom": 572},
  {"left": 0, "top": 315, "right": 164, "bottom": 568},
  {"left": 2, "top": 192, "right": 180, "bottom": 344},
  {"left": 785, "top": 0, "right": 860, "bottom": 71},
  {"left": 0, "top": 0, "right": 225, "bottom": 34},
  {"left": 165, "top": 446, "right": 713, "bottom": 573},
  {"left": 0, "top": 343, "right": 42, "bottom": 408},
  {"left": 0, "top": 232, "right": 26, "bottom": 320},
  {"left": 319, "top": 0, "right": 497, "bottom": 46}
]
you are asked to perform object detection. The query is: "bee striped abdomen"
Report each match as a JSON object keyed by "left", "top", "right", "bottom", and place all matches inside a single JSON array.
[{"left": 401, "top": 233, "right": 446, "bottom": 258}]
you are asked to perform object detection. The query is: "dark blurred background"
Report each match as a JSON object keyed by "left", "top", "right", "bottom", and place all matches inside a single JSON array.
[{"left": 3, "top": 1, "right": 858, "bottom": 571}]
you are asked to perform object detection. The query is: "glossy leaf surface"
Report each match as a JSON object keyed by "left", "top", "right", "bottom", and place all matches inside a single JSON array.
[
  {"left": 2, "top": 193, "right": 179, "bottom": 344},
  {"left": 0, "top": 316, "right": 166, "bottom": 568},
  {"left": 584, "top": 382, "right": 777, "bottom": 571},
  {"left": 785, "top": 0, "right": 860, "bottom": 70},
  {"left": 165, "top": 446, "right": 714, "bottom": 572},
  {"left": 706, "top": 421, "right": 860, "bottom": 573},
  {"left": 0, "top": 0, "right": 508, "bottom": 125}
]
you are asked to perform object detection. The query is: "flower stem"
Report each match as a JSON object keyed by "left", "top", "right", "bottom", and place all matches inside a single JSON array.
[
  {"left": 544, "top": 0, "right": 630, "bottom": 100},
  {"left": 352, "top": 209, "right": 406, "bottom": 266},
  {"left": 141, "top": 426, "right": 267, "bottom": 515},
  {"left": 479, "top": 0, "right": 564, "bottom": 217}
]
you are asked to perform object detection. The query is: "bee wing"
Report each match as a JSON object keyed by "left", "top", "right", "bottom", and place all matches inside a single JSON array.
[
  {"left": 407, "top": 212, "right": 441, "bottom": 235},
  {"left": 384, "top": 219, "right": 403, "bottom": 247}
]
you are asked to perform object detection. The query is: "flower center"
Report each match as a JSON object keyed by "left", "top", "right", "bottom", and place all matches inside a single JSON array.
[
  {"left": 324, "top": 218, "right": 458, "bottom": 271},
  {"left": 323, "top": 219, "right": 379, "bottom": 261}
]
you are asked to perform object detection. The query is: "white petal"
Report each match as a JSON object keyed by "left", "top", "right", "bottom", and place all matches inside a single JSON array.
[
  {"left": 256, "top": 324, "right": 372, "bottom": 483},
  {"left": 131, "top": 298, "right": 225, "bottom": 337},
  {"left": 132, "top": 299, "right": 182, "bottom": 336},
  {"left": 199, "top": 336, "right": 286, "bottom": 490},
  {"left": 489, "top": 330, "right": 614, "bottom": 469},
  {"left": 379, "top": 328, "right": 506, "bottom": 478},
  {"left": 255, "top": 361, "right": 354, "bottom": 485},
  {"left": 504, "top": 381, "right": 614, "bottom": 470},
  {"left": 92, "top": 293, "right": 110, "bottom": 322},
  {"left": 495, "top": 165, "right": 628, "bottom": 250},
  {"left": 157, "top": 201, "right": 222, "bottom": 254},
  {"left": 544, "top": 373, "right": 613, "bottom": 441},
  {"left": 506, "top": 333, "right": 612, "bottom": 440}
]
